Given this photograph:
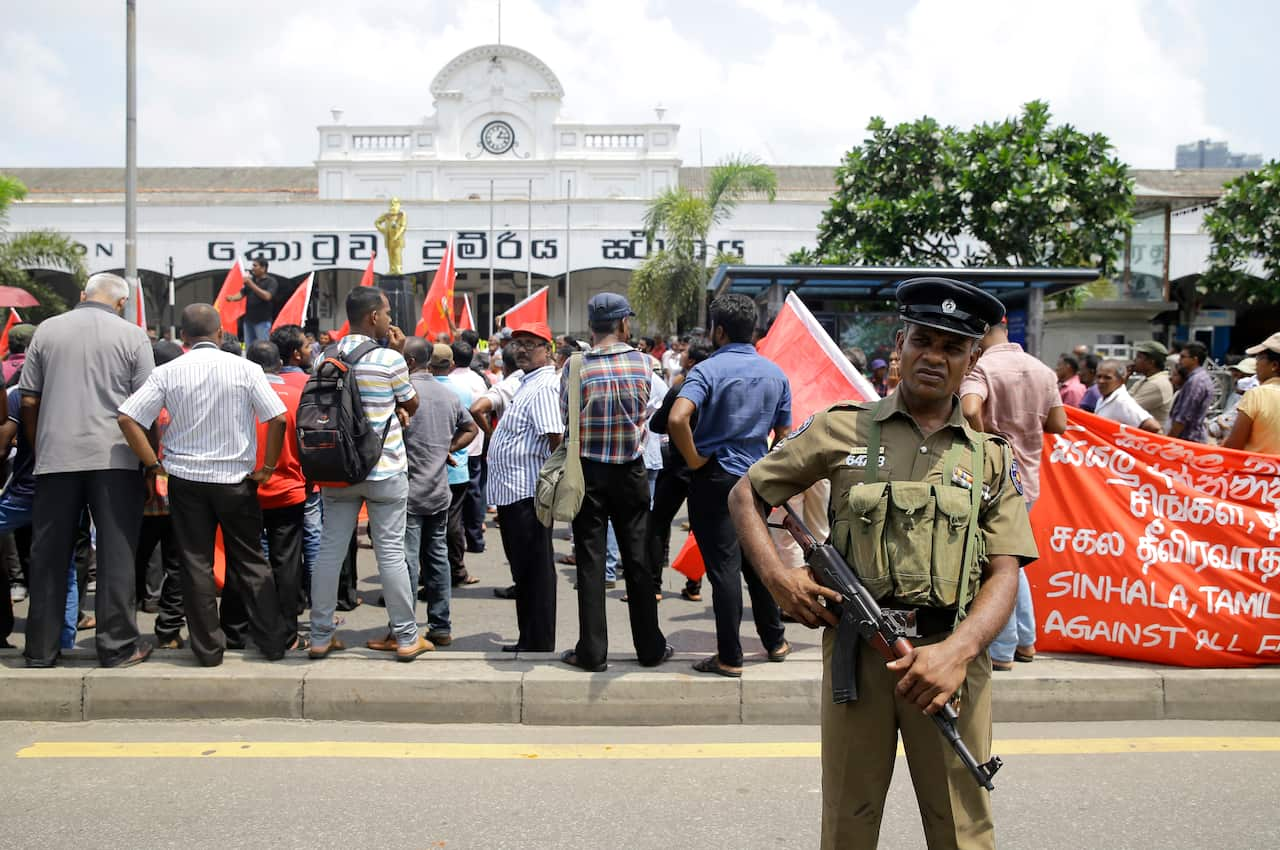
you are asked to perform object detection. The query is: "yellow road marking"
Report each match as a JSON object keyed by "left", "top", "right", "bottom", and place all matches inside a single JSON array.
[{"left": 15, "top": 737, "right": 1280, "bottom": 760}]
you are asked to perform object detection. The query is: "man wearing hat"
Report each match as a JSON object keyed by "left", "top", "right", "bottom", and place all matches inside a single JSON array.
[
  {"left": 1129, "top": 340, "right": 1174, "bottom": 431},
  {"left": 487, "top": 320, "right": 563, "bottom": 652},
  {"left": 559, "top": 293, "right": 670, "bottom": 672},
  {"left": 1224, "top": 333, "right": 1280, "bottom": 455},
  {"left": 729, "top": 277, "right": 1038, "bottom": 849}
]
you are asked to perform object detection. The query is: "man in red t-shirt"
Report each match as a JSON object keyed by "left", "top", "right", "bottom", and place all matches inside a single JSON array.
[{"left": 220, "top": 340, "right": 308, "bottom": 650}]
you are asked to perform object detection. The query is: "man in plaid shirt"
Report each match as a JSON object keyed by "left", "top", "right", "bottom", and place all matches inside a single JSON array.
[{"left": 559, "top": 293, "right": 672, "bottom": 672}]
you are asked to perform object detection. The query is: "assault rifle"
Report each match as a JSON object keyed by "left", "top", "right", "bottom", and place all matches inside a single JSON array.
[{"left": 774, "top": 503, "right": 1003, "bottom": 791}]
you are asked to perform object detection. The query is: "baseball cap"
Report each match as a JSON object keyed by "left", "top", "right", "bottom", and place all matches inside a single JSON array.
[
  {"left": 1232, "top": 357, "right": 1257, "bottom": 376},
  {"left": 870, "top": 358, "right": 888, "bottom": 370},
  {"left": 587, "top": 292, "right": 635, "bottom": 323},
  {"left": 512, "top": 321, "right": 553, "bottom": 343},
  {"left": 429, "top": 343, "right": 454, "bottom": 368},
  {"left": 1245, "top": 332, "right": 1280, "bottom": 356}
]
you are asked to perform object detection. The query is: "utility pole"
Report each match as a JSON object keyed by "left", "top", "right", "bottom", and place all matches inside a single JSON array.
[
  {"left": 527, "top": 178, "right": 533, "bottom": 298},
  {"left": 564, "top": 178, "right": 572, "bottom": 333},
  {"left": 125, "top": 0, "right": 139, "bottom": 317}
]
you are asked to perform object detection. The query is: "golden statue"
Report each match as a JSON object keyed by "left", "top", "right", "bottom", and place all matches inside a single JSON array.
[{"left": 374, "top": 197, "right": 408, "bottom": 275}]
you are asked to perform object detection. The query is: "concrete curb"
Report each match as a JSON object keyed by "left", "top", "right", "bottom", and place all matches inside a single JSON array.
[{"left": 2, "top": 649, "right": 1278, "bottom": 724}]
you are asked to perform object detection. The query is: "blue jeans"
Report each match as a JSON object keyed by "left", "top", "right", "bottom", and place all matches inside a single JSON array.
[
  {"left": 990, "top": 501, "right": 1036, "bottom": 663},
  {"left": 301, "top": 490, "right": 322, "bottom": 602},
  {"left": 605, "top": 470, "right": 657, "bottom": 581},
  {"left": 0, "top": 493, "right": 76, "bottom": 648},
  {"left": 310, "top": 473, "right": 417, "bottom": 648},
  {"left": 244, "top": 319, "right": 272, "bottom": 347},
  {"left": 405, "top": 509, "right": 450, "bottom": 635}
]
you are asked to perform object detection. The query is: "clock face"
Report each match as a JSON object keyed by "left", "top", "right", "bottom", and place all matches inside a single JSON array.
[{"left": 480, "top": 120, "right": 515, "bottom": 155}]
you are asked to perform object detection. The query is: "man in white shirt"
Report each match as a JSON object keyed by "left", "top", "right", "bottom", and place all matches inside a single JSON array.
[{"left": 1094, "top": 359, "right": 1160, "bottom": 432}]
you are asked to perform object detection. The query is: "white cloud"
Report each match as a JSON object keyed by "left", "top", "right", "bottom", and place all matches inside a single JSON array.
[{"left": 0, "top": 0, "right": 1247, "bottom": 170}]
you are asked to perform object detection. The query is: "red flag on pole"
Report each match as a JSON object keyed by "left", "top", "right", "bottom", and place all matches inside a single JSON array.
[
  {"left": 670, "top": 292, "right": 879, "bottom": 582},
  {"left": 0, "top": 308, "right": 21, "bottom": 357},
  {"left": 134, "top": 282, "right": 147, "bottom": 330},
  {"left": 271, "top": 273, "right": 314, "bottom": 331},
  {"left": 213, "top": 260, "right": 246, "bottom": 335},
  {"left": 499, "top": 285, "right": 549, "bottom": 329},
  {"left": 416, "top": 241, "right": 456, "bottom": 339},
  {"left": 458, "top": 293, "right": 475, "bottom": 332},
  {"left": 333, "top": 253, "right": 376, "bottom": 341}
]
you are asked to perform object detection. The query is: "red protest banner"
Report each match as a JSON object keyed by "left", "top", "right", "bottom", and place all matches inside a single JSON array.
[{"left": 1030, "top": 407, "right": 1280, "bottom": 667}]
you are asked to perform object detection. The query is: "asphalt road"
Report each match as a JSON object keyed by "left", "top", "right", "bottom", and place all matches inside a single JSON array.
[{"left": 1, "top": 719, "right": 1276, "bottom": 849}]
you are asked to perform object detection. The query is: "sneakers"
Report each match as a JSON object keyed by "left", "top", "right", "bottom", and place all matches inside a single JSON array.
[{"left": 9, "top": 583, "right": 26, "bottom": 603}]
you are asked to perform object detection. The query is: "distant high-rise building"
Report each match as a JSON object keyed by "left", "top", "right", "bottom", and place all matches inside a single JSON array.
[{"left": 1176, "top": 139, "right": 1263, "bottom": 169}]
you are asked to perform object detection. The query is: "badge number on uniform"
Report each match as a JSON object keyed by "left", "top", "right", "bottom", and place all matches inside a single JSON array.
[{"left": 845, "top": 447, "right": 885, "bottom": 468}]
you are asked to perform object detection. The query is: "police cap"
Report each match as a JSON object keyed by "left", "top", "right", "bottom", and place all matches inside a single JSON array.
[{"left": 895, "top": 277, "right": 1005, "bottom": 340}]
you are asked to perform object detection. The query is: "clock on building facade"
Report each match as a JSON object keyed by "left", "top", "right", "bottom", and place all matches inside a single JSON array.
[{"left": 480, "top": 120, "right": 515, "bottom": 155}]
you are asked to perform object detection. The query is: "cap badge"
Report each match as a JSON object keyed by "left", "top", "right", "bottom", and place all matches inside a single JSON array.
[{"left": 942, "top": 299, "right": 957, "bottom": 315}]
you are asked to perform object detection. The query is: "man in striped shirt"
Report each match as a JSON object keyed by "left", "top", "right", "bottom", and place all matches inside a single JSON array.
[
  {"left": 560, "top": 293, "right": 670, "bottom": 672},
  {"left": 487, "top": 321, "right": 562, "bottom": 652},
  {"left": 307, "top": 287, "right": 431, "bottom": 661},
  {"left": 119, "top": 304, "right": 290, "bottom": 667}
]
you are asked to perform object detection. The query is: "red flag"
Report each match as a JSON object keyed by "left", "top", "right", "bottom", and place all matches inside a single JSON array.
[
  {"left": 458, "top": 293, "right": 475, "bottom": 332},
  {"left": 416, "top": 241, "right": 456, "bottom": 339},
  {"left": 334, "top": 253, "right": 376, "bottom": 340},
  {"left": 500, "top": 285, "right": 549, "bottom": 329},
  {"left": 674, "top": 292, "right": 879, "bottom": 578},
  {"left": 271, "top": 273, "right": 313, "bottom": 331},
  {"left": 134, "top": 282, "right": 147, "bottom": 330},
  {"left": 0, "top": 308, "right": 21, "bottom": 357},
  {"left": 213, "top": 260, "right": 246, "bottom": 335}
]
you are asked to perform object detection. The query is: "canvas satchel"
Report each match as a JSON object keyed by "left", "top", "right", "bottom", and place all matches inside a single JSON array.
[{"left": 535, "top": 353, "right": 586, "bottom": 527}]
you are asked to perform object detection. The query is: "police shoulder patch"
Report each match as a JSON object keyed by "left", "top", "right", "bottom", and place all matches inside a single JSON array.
[
  {"left": 787, "top": 414, "right": 814, "bottom": 440},
  {"left": 1009, "top": 458, "right": 1024, "bottom": 496}
]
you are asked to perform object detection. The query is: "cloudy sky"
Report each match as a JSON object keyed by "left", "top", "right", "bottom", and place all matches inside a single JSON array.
[{"left": 2, "top": 0, "right": 1276, "bottom": 170}]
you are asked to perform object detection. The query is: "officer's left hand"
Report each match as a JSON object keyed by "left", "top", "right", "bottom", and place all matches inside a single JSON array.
[{"left": 885, "top": 640, "right": 969, "bottom": 715}]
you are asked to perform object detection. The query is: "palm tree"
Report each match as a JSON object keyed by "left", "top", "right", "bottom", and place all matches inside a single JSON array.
[
  {"left": 630, "top": 155, "right": 777, "bottom": 334},
  {"left": 0, "top": 175, "right": 84, "bottom": 321}
]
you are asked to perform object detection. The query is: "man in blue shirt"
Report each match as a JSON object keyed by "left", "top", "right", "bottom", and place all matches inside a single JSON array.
[{"left": 668, "top": 294, "right": 792, "bottom": 677}]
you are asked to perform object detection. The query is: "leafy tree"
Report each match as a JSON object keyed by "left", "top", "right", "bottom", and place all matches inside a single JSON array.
[
  {"left": 1202, "top": 160, "right": 1280, "bottom": 304},
  {"left": 799, "top": 102, "right": 1134, "bottom": 285},
  {"left": 630, "top": 155, "right": 776, "bottom": 334},
  {"left": 0, "top": 175, "right": 83, "bottom": 322}
]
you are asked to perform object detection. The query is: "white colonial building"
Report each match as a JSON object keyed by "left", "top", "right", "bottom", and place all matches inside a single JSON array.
[{"left": 2, "top": 43, "right": 1255, "bottom": 358}]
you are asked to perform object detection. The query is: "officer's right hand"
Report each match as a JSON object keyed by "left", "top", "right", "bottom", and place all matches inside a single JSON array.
[{"left": 768, "top": 567, "right": 842, "bottom": 629}]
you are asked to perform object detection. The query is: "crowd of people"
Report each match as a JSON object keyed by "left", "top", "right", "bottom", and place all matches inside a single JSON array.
[{"left": 0, "top": 271, "right": 1275, "bottom": 682}]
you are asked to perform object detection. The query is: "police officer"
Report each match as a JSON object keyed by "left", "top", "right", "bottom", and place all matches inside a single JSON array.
[{"left": 729, "top": 278, "right": 1038, "bottom": 850}]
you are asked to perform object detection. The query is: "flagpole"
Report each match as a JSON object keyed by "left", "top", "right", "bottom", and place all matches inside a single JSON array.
[
  {"left": 488, "top": 179, "right": 495, "bottom": 339},
  {"left": 125, "top": 0, "right": 138, "bottom": 320},
  {"left": 564, "top": 177, "right": 571, "bottom": 334},
  {"left": 527, "top": 178, "right": 533, "bottom": 299},
  {"left": 167, "top": 255, "right": 175, "bottom": 340}
]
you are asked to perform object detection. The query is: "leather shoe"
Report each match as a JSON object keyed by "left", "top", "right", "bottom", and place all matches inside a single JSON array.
[
  {"left": 560, "top": 649, "right": 606, "bottom": 672},
  {"left": 493, "top": 585, "right": 517, "bottom": 599},
  {"left": 396, "top": 635, "right": 435, "bottom": 662},
  {"left": 425, "top": 631, "right": 453, "bottom": 646},
  {"left": 366, "top": 633, "right": 398, "bottom": 652},
  {"left": 117, "top": 642, "right": 153, "bottom": 668}
]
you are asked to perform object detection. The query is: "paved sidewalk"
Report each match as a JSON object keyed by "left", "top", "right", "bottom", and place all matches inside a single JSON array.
[{"left": 2, "top": 511, "right": 1278, "bottom": 723}]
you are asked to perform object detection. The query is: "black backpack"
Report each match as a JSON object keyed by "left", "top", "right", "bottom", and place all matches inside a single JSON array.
[{"left": 297, "top": 340, "right": 389, "bottom": 485}]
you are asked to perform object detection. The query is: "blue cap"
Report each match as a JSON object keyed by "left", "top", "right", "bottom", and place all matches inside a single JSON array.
[{"left": 587, "top": 292, "right": 635, "bottom": 323}]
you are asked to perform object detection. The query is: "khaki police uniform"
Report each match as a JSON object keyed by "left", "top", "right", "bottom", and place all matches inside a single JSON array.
[{"left": 747, "top": 389, "right": 1038, "bottom": 850}]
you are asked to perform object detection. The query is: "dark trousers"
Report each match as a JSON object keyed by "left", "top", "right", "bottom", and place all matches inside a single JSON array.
[
  {"left": 446, "top": 481, "right": 469, "bottom": 582},
  {"left": 645, "top": 462, "right": 692, "bottom": 594},
  {"left": 462, "top": 456, "right": 487, "bottom": 552},
  {"left": 136, "top": 515, "right": 185, "bottom": 642},
  {"left": 168, "top": 476, "right": 287, "bottom": 666},
  {"left": 496, "top": 498, "right": 555, "bottom": 651},
  {"left": 336, "top": 531, "right": 360, "bottom": 610},
  {"left": 0, "top": 535, "right": 12, "bottom": 645},
  {"left": 222, "top": 501, "right": 304, "bottom": 650},
  {"left": 687, "top": 461, "right": 785, "bottom": 667},
  {"left": 571, "top": 458, "right": 667, "bottom": 669},
  {"left": 26, "top": 470, "right": 144, "bottom": 667}
]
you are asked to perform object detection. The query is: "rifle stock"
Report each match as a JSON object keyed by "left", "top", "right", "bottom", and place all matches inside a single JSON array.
[{"left": 779, "top": 503, "right": 1002, "bottom": 791}]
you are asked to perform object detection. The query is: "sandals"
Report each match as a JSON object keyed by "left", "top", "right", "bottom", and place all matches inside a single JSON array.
[
  {"left": 680, "top": 586, "right": 702, "bottom": 602},
  {"left": 767, "top": 640, "right": 792, "bottom": 663},
  {"left": 692, "top": 655, "right": 742, "bottom": 678},
  {"left": 1014, "top": 647, "right": 1036, "bottom": 663},
  {"left": 560, "top": 649, "right": 607, "bottom": 672},
  {"left": 308, "top": 637, "right": 346, "bottom": 660}
]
